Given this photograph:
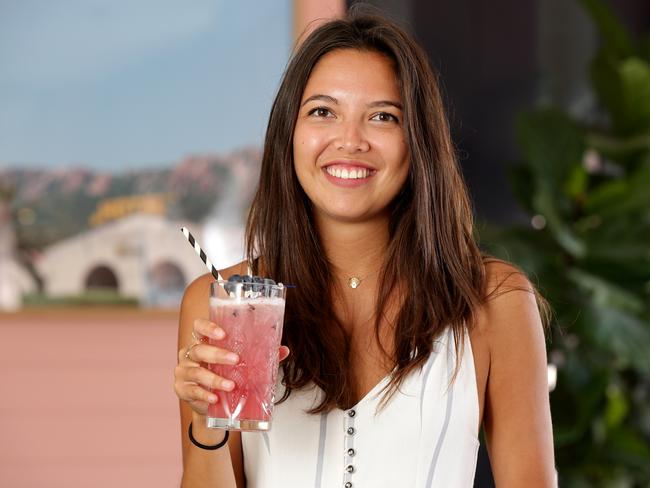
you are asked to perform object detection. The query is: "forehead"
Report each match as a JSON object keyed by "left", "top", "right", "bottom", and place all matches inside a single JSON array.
[{"left": 302, "top": 49, "right": 401, "bottom": 101}]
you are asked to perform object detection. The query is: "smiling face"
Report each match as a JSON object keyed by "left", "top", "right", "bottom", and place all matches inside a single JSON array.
[{"left": 292, "top": 48, "right": 409, "bottom": 225}]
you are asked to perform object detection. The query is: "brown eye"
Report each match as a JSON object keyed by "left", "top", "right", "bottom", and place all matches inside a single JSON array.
[
  {"left": 372, "top": 112, "right": 398, "bottom": 123},
  {"left": 308, "top": 107, "right": 334, "bottom": 118}
]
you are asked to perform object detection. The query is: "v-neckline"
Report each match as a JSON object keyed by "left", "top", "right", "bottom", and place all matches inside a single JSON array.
[{"left": 336, "top": 367, "right": 397, "bottom": 412}]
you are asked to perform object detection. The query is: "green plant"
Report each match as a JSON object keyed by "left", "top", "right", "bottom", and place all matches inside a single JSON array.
[{"left": 481, "top": 1, "right": 650, "bottom": 486}]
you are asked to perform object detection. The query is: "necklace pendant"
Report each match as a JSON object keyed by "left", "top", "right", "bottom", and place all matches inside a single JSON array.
[{"left": 348, "top": 277, "right": 361, "bottom": 289}]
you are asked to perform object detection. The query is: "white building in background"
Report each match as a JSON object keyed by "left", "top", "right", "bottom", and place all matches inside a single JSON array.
[
  {"left": 0, "top": 192, "right": 36, "bottom": 311},
  {"left": 36, "top": 213, "right": 215, "bottom": 307}
]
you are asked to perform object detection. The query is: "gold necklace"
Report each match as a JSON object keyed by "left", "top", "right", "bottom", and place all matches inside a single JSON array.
[
  {"left": 346, "top": 268, "right": 380, "bottom": 289},
  {"left": 348, "top": 276, "right": 362, "bottom": 289}
]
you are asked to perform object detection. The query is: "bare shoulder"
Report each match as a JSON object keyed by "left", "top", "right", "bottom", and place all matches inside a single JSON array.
[
  {"left": 180, "top": 273, "right": 213, "bottom": 313},
  {"left": 484, "top": 258, "right": 536, "bottom": 295},
  {"left": 471, "top": 259, "right": 541, "bottom": 343},
  {"left": 478, "top": 259, "right": 541, "bottom": 334},
  {"left": 182, "top": 263, "right": 249, "bottom": 306}
]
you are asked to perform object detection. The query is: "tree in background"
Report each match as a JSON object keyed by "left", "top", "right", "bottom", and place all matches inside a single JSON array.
[{"left": 483, "top": 0, "right": 650, "bottom": 485}]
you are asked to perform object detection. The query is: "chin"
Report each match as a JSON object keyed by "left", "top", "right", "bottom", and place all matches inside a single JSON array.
[{"left": 319, "top": 206, "right": 384, "bottom": 224}]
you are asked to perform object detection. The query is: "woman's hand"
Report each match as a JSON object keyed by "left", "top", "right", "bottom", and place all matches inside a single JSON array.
[{"left": 174, "top": 318, "right": 290, "bottom": 416}]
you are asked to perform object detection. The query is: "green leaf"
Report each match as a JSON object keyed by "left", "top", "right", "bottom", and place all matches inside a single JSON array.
[
  {"left": 619, "top": 58, "right": 650, "bottom": 132},
  {"left": 479, "top": 225, "right": 564, "bottom": 281},
  {"left": 533, "top": 187, "right": 586, "bottom": 258},
  {"left": 553, "top": 363, "right": 609, "bottom": 446},
  {"left": 516, "top": 109, "right": 585, "bottom": 188},
  {"left": 591, "top": 56, "right": 650, "bottom": 135},
  {"left": 567, "top": 268, "right": 645, "bottom": 314},
  {"left": 605, "top": 383, "right": 629, "bottom": 429},
  {"left": 585, "top": 132, "right": 650, "bottom": 159},
  {"left": 581, "top": 304, "right": 650, "bottom": 374},
  {"left": 584, "top": 162, "right": 650, "bottom": 217},
  {"left": 578, "top": 0, "right": 634, "bottom": 59},
  {"left": 590, "top": 50, "right": 627, "bottom": 133},
  {"left": 608, "top": 428, "right": 650, "bottom": 477},
  {"left": 565, "top": 164, "right": 589, "bottom": 199}
]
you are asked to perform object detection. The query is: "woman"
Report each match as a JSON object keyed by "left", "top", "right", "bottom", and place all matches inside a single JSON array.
[{"left": 174, "top": 8, "right": 555, "bottom": 488}]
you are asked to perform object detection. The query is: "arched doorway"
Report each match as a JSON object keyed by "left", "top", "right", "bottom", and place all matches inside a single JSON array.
[
  {"left": 85, "top": 265, "right": 119, "bottom": 291},
  {"left": 148, "top": 261, "right": 185, "bottom": 306}
]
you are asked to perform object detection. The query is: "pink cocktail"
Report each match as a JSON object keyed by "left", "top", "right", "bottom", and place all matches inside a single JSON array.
[{"left": 206, "top": 280, "right": 286, "bottom": 431}]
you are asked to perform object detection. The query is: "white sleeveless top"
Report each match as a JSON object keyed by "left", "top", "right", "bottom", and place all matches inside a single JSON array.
[{"left": 242, "top": 327, "right": 480, "bottom": 487}]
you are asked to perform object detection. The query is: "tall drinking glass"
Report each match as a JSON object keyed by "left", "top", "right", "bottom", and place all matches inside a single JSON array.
[{"left": 207, "top": 279, "right": 287, "bottom": 431}]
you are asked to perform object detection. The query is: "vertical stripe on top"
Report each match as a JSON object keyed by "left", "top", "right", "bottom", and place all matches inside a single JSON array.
[
  {"left": 262, "top": 432, "right": 271, "bottom": 456},
  {"left": 419, "top": 341, "right": 442, "bottom": 427},
  {"left": 425, "top": 335, "right": 456, "bottom": 486},
  {"left": 314, "top": 412, "right": 329, "bottom": 488}
]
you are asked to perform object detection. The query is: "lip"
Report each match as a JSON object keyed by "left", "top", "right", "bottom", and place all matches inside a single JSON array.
[{"left": 320, "top": 160, "right": 376, "bottom": 188}]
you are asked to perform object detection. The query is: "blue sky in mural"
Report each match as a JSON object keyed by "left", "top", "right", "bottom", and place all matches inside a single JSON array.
[{"left": 0, "top": 0, "right": 292, "bottom": 169}]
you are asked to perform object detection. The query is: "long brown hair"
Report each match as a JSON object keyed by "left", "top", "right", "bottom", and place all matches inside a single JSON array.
[{"left": 246, "top": 7, "right": 486, "bottom": 413}]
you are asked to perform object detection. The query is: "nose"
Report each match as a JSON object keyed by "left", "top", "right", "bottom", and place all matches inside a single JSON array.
[{"left": 335, "top": 120, "right": 370, "bottom": 153}]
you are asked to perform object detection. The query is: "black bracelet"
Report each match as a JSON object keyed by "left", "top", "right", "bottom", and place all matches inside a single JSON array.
[{"left": 188, "top": 422, "right": 230, "bottom": 450}]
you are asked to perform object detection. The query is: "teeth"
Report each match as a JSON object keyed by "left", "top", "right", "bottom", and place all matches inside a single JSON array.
[{"left": 325, "top": 167, "right": 370, "bottom": 179}]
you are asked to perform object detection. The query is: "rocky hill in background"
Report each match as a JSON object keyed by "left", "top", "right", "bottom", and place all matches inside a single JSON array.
[{"left": 0, "top": 147, "right": 261, "bottom": 250}]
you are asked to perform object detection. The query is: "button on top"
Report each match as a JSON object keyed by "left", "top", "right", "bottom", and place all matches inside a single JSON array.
[
  {"left": 346, "top": 465, "right": 355, "bottom": 473},
  {"left": 347, "top": 409, "right": 356, "bottom": 417},
  {"left": 347, "top": 448, "right": 355, "bottom": 456},
  {"left": 347, "top": 427, "right": 355, "bottom": 435},
  {"left": 345, "top": 482, "right": 352, "bottom": 488}
]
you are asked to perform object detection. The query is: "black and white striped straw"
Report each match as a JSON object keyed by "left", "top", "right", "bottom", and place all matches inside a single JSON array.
[{"left": 180, "top": 227, "right": 223, "bottom": 281}]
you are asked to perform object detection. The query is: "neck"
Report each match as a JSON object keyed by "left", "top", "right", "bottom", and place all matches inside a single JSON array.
[{"left": 316, "top": 214, "right": 390, "bottom": 281}]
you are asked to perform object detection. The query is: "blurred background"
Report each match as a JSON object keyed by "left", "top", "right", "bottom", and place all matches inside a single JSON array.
[{"left": 1, "top": 0, "right": 649, "bottom": 486}]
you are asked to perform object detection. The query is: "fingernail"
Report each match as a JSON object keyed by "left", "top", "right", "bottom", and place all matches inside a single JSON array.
[
  {"left": 226, "top": 353, "right": 239, "bottom": 364},
  {"left": 209, "top": 395, "right": 218, "bottom": 403},
  {"left": 222, "top": 380, "right": 235, "bottom": 390},
  {"left": 211, "top": 328, "right": 225, "bottom": 339}
]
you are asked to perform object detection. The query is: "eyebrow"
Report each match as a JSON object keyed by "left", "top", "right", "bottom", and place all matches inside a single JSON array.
[{"left": 301, "top": 94, "right": 403, "bottom": 110}]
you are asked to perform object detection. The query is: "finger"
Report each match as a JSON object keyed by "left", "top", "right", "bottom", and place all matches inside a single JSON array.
[
  {"left": 189, "top": 343, "right": 239, "bottom": 366},
  {"left": 178, "top": 344, "right": 198, "bottom": 364},
  {"left": 279, "top": 346, "right": 290, "bottom": 362},
  {"left": 184, "top": 366, "right": 235, "bottom": 392},
  {"left": 193, "top": 318, "right": 225, "bottom": 340},
  {"left": 182, "top": 384, "right": 219, "bottom": 405},
  {"left": 188, "top": 400, "right": 209, "bottom": 415}
]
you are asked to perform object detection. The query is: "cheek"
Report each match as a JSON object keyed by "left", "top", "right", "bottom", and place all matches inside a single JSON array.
[
  {"left": 292, "top": 128, "right": 311, "bottom": 163},
  {"left": 294, "top": 124, "right": 329, "bottom": 154},
  {"left": 392, "top": 142, "right": 410, "bottom": 187},
  {"left": 292, "top": 128, "right": 307, "bottom": 168},
  {"left": 292, "top": 130, "right": 313, "bottom": 186},
  {"left": 384, "top": 138, "right": 409, "bottom": 173}
]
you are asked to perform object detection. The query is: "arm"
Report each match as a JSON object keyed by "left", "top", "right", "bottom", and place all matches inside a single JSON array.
[
  {"left": 176, "top": 273, "right": 245, "bottom": 488},
  {"left": 175, "top": 269, "right": 291, "bottom": 487},
  {"left": 481, "top": 264, "right": 556, "bottom": 487}
]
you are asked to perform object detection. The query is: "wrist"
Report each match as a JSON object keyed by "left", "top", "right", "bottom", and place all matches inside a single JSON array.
[
  {"left": 190, "top": 412, "right": 227, "bottom": 445},
  {"left": 188, "top": 421, "right": 229, "bottom": 450}
]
